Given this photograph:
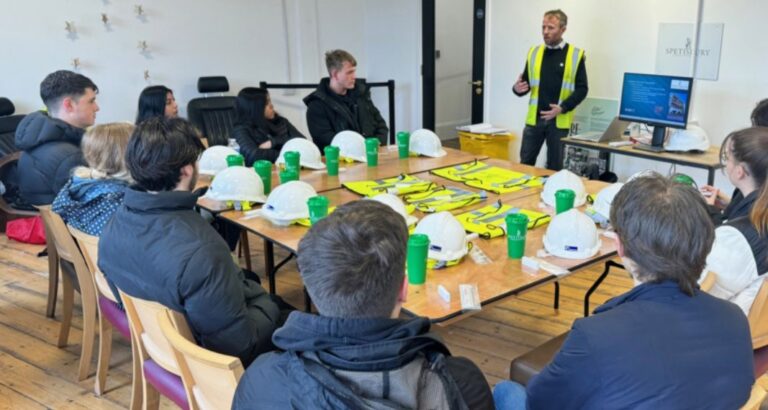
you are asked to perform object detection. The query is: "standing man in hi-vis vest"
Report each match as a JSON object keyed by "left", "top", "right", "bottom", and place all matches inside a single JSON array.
[{"left": 513, "top": 9, "right": 588, "bottom": 170}]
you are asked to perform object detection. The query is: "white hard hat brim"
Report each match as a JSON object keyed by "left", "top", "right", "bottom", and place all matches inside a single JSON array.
[
  {"left": 421, "top": 148, "right": 447, "bottom": 158},
  {"left": 303, "top": 161, "right": 326, "bottom": 170},
  {"left": 202, "top": 192, "right": 267, "bottom": 203},
  {"left": 542, "top": 235, "right": 602, "bottom": 259},
  {"left": 260, "top": 207, "right": 305, "bottom": 226}
]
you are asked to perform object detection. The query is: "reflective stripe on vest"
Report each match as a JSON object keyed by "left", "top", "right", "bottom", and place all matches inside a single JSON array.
[{"left": 525, "top": 44, "right": 584, "bottom": 129}]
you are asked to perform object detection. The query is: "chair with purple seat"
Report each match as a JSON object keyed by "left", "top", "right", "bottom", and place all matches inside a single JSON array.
[
  {"left": 120, "top": 290, "right": 193, "bottom": 410},
  {"left": 68, "top": 227, "right": 139, "bottom": 405},
  {"left": 748, "top": 278, "right": 768, "bottom": 378}
]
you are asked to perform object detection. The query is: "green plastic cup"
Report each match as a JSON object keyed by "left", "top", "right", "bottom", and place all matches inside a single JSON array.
[
  {"left": 396, "top": 131, "right": 410, "bottom": 159},
  {"left": 254, "top": 160, "right": 273, "bottom": 194},
  {"left": 307, "top": 196, "right": 329, "bottom": 225},
  {"left": 284, "top": 151, "right": 301, "bottom": 173},
  {"left": 279, "top": 168, "right": 298, "bottom": 184},
  {"left": 506, "top": 213, "right": 529, "bottom": 259},
  {"left": 226, "top": 154, "right": 244, "bottom": 167},
  {"left": 365, "top": 138, "right": 379, "bottom": 167},
  {"left": 324, "top": 146, "right": 340, "bottom": 176},
  {"left": 407, "top": 234, "right": 430, "bottom": 285},
  {"left": 555, "top": 189, "right": 576, "bottom": 214},
  {"left": 671, "top": 173, "right": 695, "bottom": 187}
]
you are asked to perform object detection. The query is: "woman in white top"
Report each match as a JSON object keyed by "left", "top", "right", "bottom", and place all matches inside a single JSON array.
[{"left": 705, "top": 126, "right": 768, "bottom": 315}]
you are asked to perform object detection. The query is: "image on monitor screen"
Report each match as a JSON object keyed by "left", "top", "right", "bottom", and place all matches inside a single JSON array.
[{"left": 618, "top": 73, "right": 693, "bottom": 151}]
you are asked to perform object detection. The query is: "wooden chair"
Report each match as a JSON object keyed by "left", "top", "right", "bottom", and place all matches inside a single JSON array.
[
  {"left": 157, "top": 310, "right": 244, "bottom": 410},
  {"left": 68, "top": 227, "right": 139, "bottom": 404},
  {"left": 748, "top": 277, "right": 768, "bottom": 350},
  {"left": 741, "top": 383, "right": 766, "bottom": 410},
  {"left": 120, "top": 291, "right": 192, "bottom": 410},
  {"left": 35, "top": 205, "right": 96, "bottom": 382}
]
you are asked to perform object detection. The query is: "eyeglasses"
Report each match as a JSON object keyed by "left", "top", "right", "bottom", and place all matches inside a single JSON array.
[{"left": 719, "top": 147, "right": 731, "bottom": 167}]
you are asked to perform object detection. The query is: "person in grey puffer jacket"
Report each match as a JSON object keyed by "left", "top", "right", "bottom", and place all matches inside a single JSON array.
[{"left": 15, "top": 70, "right": 99, "bottom": 205}]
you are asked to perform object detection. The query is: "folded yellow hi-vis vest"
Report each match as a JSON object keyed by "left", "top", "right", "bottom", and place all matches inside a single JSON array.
[
  {"left": 343, "top": 174, "right": 436, "bottom": 197},
  {"left": 431, "top": 161, "right": 546, "bottom": 194},
  {"left": 295, "top": 206, "right": 337, "bottom": 227},
  {"left": 427, "top": 244, "right": 472, "bottom": 270},
  {"left": 403, "top": 186, "right": 487, "bottom": 213},
  {"left": 455, "top": 200, "right": 551, "bottom": 239}
]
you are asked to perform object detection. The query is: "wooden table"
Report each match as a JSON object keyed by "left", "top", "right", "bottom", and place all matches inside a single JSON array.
[
  {"left": 401, "top": 179, "right": 615, "bottom": 324},
  {"left": 298, "top": 146, "right": 488, "bottom": 193},
  {"left": 562, "top": 137, "right": 722, "bottom": 185},
  {"left": 222, "top": 159, "right": 613, "bottom": 323}
]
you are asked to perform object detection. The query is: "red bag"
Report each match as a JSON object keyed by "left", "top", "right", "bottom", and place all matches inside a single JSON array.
[{"left": 6, "top": 216, "right": 47, "bottom": 245}]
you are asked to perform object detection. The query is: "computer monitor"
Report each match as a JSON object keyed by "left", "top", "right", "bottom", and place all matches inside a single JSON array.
[{"left": 618, "top": 72, "right": 693, "bottom": 152}]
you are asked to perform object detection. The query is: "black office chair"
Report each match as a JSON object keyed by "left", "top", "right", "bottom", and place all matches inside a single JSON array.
[
  {"left": 0, "top": 97, "right": 34, "bottom": 232},
  {"left": 0, "top": 97, "right": 24, "bottom": 157},
  {"left": 187, "top": 77, "right": 237, "bottom": 147}
]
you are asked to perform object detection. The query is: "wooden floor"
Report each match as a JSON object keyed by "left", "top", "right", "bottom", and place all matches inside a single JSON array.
[{"left": 1, "top": 231, "right": 765, "bottom": 409}]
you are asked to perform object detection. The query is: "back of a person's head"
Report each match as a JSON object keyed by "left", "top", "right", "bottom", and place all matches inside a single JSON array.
[
  {"left": 751, "top": 98, "right": 768, "bottom": 126},
  {"left": 610, "top": 173, "right": 714, "bottom": 295},
  {"left": 125, "top": 117, "right": 204, "bottom": 192},
  {"left": 235, "top": 87, "right": 267, "bottom": 127},
  {"left": 724, "top": 126, "right": 768, "bottom": 235},
  {"left": 136, "top": 85, "right": 172, "bottom": 124},
  {"left": 297, "top": 200, "right": 408, "bottom": 318},
  {"left": 40, "top": 70, "right": 98, "bottom": 113},
  {"left": 75, "top": 122, "right": 134, "bottom": 181},
  {"left": 325, "top": 49, "right": 357, "bottom": 75}
]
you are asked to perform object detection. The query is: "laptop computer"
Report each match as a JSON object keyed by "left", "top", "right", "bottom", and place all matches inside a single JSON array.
[{"left": 571, "top": 117, "right": 630, "bottom": 143}]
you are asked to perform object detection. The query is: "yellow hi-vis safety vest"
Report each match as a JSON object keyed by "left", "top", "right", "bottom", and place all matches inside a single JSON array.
[{"left": 525, "top": 44, "right": 584, "bottom": 130}]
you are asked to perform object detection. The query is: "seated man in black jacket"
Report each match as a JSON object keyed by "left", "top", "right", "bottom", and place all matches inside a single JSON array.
[
  {"left": 98, "top": 117, "right": 286, "bottom": 366},
  {"left": 304, "top": 49, "right": 389, "bottom": 152},
  {"left": 233, "top": 200, "right": 494, "bottom": 409},
  {"left": 15, "top": 70, "right": 99, "bottom": 205}
]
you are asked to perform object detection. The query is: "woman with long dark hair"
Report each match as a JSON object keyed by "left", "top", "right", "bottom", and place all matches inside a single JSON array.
[
  {"left": 704, "top": 126, "right": 768, "bottom": 315},
  {"left": 136, "top": 85, "right": 178, "bottom": 124},
  {"left": 232, "top": 87, "right": 306, "bottom": 165}
]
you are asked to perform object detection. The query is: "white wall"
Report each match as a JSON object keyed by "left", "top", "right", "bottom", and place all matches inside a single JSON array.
[
  {"left": 1, "top": 0, "right": 422, "bottom": 139},
  {"left": 485, "top": 0, "right": 767, "bottom": 188}
]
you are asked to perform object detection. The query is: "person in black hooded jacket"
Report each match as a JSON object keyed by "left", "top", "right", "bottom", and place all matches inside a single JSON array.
[
  {"left": 303, "top": 49, "right": 389, "bottom": 152},
  {"left": 233, "top": 200, "right": 493, "bottom": 409},
  {"left": 15, "top": 70, "right": 99, "bottom": 205},
  {"left": 98, "top": 117, "right": 288, "bottom": 366},
  {"left": 231, "top": 87, "right": 305, "bottom": 165}
]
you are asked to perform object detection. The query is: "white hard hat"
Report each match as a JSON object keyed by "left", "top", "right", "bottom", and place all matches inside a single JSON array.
[
  {"left": 276, "top": 138, "right": 326, "bottom": 170},
  {"left": 665, "top": 124, "right": 710, "bottom": 152},
  {"left": 543, "top": 209, "right": 601, "bottom": 259},
  {"left": 366, "top": 193, "right": 418, "bottom": 227},
  {"left": 331, "top": 130, "right": 367, "bottom": 162},
  {"left": 410, "top": 129, "right": 447, "bottom": 158},
  {"left": 591, "top": 182, "right": 624, "bottom": 220},
  {"left": 260, "top": 181, "right": 317, "bottom": 226},
  {"left": 541, "top": 169, "right": 587, "bottom": 208},
  {"left": 198, "top": 145, "right": 240, "bottom": 175},
  {"left": 202, "top": 166, "right": 267, "bottom": 203},
  {"left": 414, "top": 211, "right": 469, "bottom": 261}
]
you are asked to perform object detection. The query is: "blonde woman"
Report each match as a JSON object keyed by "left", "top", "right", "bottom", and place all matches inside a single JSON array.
[{"left": 52, "top": 122, "right": 133, "bottom": 235}]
